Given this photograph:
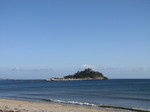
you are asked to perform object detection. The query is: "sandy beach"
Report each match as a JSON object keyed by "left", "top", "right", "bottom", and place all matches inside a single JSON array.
[{"left": 0, "top": 99, "right": 128, "bottom": 112}]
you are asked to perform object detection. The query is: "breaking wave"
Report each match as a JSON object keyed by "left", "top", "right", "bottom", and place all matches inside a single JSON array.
[
  {"left": 43, "top": 99, "right": 97, "bottom": 107},
  {"left": 42, "top": 99, "right": 150, "bottom": 112}
]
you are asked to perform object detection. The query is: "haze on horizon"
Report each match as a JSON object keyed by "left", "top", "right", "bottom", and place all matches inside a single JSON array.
[{"left": 0, "top": 0, "right": 150, "bottom": 79}]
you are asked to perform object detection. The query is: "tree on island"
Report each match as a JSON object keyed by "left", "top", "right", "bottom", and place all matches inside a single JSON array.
[{"left": 64, "top": 68, "right": 108, "bottom": 80}]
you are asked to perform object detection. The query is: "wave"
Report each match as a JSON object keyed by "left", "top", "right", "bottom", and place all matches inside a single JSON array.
[
  {"left": 42, "top": 99, "right": 150, "bottom": 112},
  {"left": 4, "top": 96, "right": 150, "bottom": 112},
  {"left": 42, "top": 99, "right": 97, "bottom": 107}
]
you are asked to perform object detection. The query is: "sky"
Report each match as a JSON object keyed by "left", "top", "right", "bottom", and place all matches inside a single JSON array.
[{"left": 0, "top": 0, "right": 150, "bottom": 79}]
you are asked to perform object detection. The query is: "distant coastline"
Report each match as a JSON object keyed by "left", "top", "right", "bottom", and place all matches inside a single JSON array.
[{"left": 0, "top": 78, "right": 14, "bottom": 80}]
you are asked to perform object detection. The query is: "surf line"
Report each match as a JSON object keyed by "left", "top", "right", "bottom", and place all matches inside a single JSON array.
[
  {"left": 43, "top": 99, "right": 150, "bottom": 112},
  {"left": 100, "top": 105, "right": 150, "bottom": 112}
]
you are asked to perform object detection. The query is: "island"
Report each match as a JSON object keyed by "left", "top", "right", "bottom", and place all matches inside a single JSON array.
[{"left": 46, "top": 68, "right": 108, "bottom": 81}]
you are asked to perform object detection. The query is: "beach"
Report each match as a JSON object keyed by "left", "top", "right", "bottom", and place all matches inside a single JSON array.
[{"left": 0, "top": 99, "right": 128, "bottom": 112}]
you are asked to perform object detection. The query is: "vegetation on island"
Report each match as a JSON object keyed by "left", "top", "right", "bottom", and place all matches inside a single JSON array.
[{"left": 63, "top": 68, "right": 108, "bottom": 80}]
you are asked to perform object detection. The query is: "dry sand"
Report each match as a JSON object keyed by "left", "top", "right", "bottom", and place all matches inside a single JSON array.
[{"left": 0, "top": 99, "right": 128, "bottom": 112}]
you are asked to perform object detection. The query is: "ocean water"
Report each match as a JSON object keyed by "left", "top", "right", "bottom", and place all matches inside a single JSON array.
[{"left": 0, "top": 79, "right": 150, "bottom": 110}]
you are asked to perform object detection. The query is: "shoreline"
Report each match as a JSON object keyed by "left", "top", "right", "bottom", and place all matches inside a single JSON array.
[
  {"left": 0, "top": 79, "right": 150, "bottom": 112},
  {"left": 0, "top": 98, "right": 129, "bottom": 112}
]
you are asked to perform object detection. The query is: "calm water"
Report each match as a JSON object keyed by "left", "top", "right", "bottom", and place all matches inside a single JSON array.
[{"left": 0, "top": 79, "right": 150, "bottom": 110}]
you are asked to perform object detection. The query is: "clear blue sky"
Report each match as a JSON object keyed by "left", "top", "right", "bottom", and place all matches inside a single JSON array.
[{"left": 0, "top": 0, "right": 150, "bottom": 79}]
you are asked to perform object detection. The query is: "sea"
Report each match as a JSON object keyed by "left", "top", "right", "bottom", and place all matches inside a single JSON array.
[{"left": 0, "top": 79, "right": 150, "bottom": 111}]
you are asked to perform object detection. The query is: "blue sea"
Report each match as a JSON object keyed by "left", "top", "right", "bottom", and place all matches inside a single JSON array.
[{"left": 0, "top": 79, "right": 150, "bottom": 111}]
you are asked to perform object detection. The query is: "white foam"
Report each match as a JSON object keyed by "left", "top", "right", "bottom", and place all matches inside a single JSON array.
[{"left": 47, "top": 99, "right": 97, "bottom": 107}]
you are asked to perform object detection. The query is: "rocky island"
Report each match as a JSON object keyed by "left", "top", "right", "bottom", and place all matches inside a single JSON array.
[{"left": 46, "top": 68, "right": 108, "bottom": 81}]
